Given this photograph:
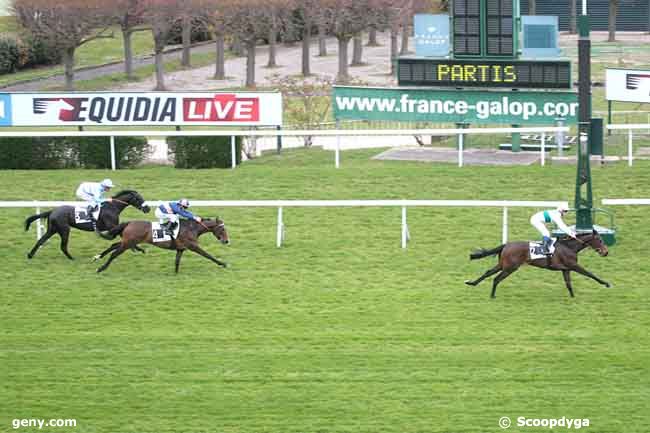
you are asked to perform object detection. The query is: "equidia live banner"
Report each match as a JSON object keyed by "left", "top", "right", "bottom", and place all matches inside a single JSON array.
[
  {"left": 0, "top": 92, "right": 283, "bottom": 127},
  {"left": 333, "top": 86, "right": 578, "bottom": 125}
]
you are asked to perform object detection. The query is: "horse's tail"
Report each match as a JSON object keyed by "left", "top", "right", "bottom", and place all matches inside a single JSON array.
[
  {"left": 106, "top": 222, "right": 129, "bottom": 239},
  {"left": 24, "top": 211, "right": 52, "bottom": 231},
  {"left": 470, "top": 244, "right": 505, "bottom": 260}
]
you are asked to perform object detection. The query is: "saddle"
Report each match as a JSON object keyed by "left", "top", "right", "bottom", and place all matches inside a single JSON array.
[{"left": 529, "top": 239, "right": 556, "bottom": 260}]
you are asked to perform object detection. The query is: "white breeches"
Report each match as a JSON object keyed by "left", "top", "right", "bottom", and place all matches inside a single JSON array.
[
  {"left": 530, "top": 216, "right": 551, "bottom": 238},
  {"left": 76, "top": 187, "right": 96, "bottom": 205},
  {"left": 155, "top": 208, "right": 179, "bottom": 225}
]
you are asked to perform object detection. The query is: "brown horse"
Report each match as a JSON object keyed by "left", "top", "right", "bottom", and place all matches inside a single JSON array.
[
  {"left": 93, "top": 217, "right": 230, "bottom": 273},
  {"left": 465, "top": 229, "right": 610, "bottom": 298}
]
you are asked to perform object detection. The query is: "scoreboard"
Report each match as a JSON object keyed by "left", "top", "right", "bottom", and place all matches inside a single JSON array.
[
  {"left": 454, "top": 0, "right": 515, "bottom": 58},
  {"left": 398, "top": 58, "right": 572, "bottom": 89}
]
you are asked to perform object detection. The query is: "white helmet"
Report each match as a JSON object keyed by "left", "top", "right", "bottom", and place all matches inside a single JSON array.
[
  {"left": 178, "top": 198, "right": 190, "bottom": 208},
  {"left": 101, "top": 178, "right": 114, "bottom": 188},
  {"left": 557, "top": 203, "right": 570, "bottom": 213}
]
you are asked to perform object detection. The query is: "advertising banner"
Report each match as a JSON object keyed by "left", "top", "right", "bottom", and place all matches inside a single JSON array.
[
  {"left": 414, "top": 14, "right": 450, "bottom": 57},
  {"left": 606, "top": 68, "right": 650, "bottom": 103},
  {"left": 1, "top": 92, "right": 283, "bottom": 127},
  {"left": 333, "top": 86, "right": 578, "bottom": 125}
]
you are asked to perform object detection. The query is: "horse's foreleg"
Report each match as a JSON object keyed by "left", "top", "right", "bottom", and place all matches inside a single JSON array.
[
  {"left": 187, "top": 244, "right": 228, "bottom": 268},
  {"left": 132, "top": 245, "right": 146, "bottom": 254},
  {"left": 465, "top": 265, "right": 501, "bottom": 286},
  {"left": 27, "top": 227, "right": 56, "bottom": 259},
  {"left": 570, "top": 264, "right": 610, "bottom": 288},
  {"left": 562, "top": 270, "right": 575, "bottom": 297},
  {"left": 491, "top": 267, "right": 518, "bottom": 298},
  {"left": 175, "top": 249, "right": 184, "bottom": 274},
  {"left": 96, "top": 245, "right": 127, "bottom": 273},
  {"left": 93, "top": 242, "right": 120, "bottom": 262}
]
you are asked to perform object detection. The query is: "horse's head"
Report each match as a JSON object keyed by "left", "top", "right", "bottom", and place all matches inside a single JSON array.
[
  {"left": 206, "top": 217, "right": 230, "bottom": 245},
  {"left": 112, "top": 190, "right": 150, "bottom": 213},
  {"left": 585, "top": 229, "right": 608, "bottom": 257}
]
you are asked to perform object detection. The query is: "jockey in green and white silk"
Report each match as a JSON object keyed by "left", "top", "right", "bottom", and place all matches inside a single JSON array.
[{"left": 530, "top": 204, "right": 576, "bottom": 254}]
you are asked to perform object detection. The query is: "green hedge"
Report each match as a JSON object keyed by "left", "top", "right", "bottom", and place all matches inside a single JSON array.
[
  {"left": 167, "top": 136, "right": 242, "bottom": 169},
  {"left": 0, "top": 33, "right": 63, "bottom": 74},
  {"left": 0, "top": 136, "right": 148, "bottom": 169}
]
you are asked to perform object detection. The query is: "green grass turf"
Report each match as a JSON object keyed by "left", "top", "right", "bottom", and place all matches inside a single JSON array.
[{"left": 1, "top": 149, "right": 649, "bottom": 433}]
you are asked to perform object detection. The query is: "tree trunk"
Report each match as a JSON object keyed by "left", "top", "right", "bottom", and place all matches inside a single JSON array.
[
  {"left": 181, "top": 15, "right": 191, "bottom": 67},
  {"left": 351, "top": 34, "right": 363, "bottom": 65},
  {"left": 302, "top": 15, "right": 311, "bottom": 76},
  {"left": 231, "top": 36, "right": 245, "bottom": 56},
  {"left": 63, "top": 47, "right": 75, "bottom": 91},
  {"left": 608, "top": 0, "right": 618, "bottom": 42},
  {"left": 246, "top": 40, "right": 256, "bottom": 88},
  {"left": 390, "top": 27, "right": 399, "bottom": 75},
  {"left": 337, "top": 37, "right": 350, "bottom": 83},
  {"left": 400, "top": 20, "right": 410, "bottom": 55},
  {"left": 268, "top": 26, "right": 278, "bottom": 68},
  {"left": 214, "top": 34, "right": 225, "bottom": 79},
  {"left": 529, "top": 0, "right": 536, "bottom": 15},
  {"left": 570, "top": 0, "right": 577, "bottom": 34},
  {"left": 318, "top": 23, "right": 327, "bottom": 56},
  {"left": 367, "top": 28, "right": 379, "bottom": 46},
  {"left": 122, "top": 29, "right": 134, "bottom": 79},
  {"left": 153, "top": 36, "right": 166, "bottom": 90}
]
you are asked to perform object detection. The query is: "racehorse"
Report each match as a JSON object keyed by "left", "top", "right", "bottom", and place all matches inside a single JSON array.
[
  {"left": 465, "top": 229, "right": 610, "bottom": 298},
  {"left": 24, "top": 190, "right": 150, "bottom": 260},
  {"left": 93, "top": 217, "right": 230, "bottom": 273}
]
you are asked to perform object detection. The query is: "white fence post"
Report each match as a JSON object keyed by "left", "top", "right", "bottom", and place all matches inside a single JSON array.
[
  {"left": 540, "top": 132, "right": 546, "bottom": 166},
  {"left": 276, "top": 207, "right": 284, "bottom": 248},
  {"left": 231, "top": 136, "right": 237, "bottom": 169},
  {"left": 628, "top": 129, "right": 633, "bottom": 167},
  {"left": 458, "top": 133, "right": 464, "bottom": 167},
  {"left": 502, "top": 207, "right": 508, "bottom": 244},
  {"left": 35, "top": 204, "right": 42, "bottom": 240},
  {"left": 110, "top": 136, "right": 116, "bottom": 171},
  {"left": 335, "top": 120, "right": 341, "bottom": 169},
  {"left": 401, "top": 206, "right": 410, "bottom": 249}
]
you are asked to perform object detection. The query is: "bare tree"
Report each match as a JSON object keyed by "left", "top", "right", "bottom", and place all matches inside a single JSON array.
[
  {"left": 13, "top": 0, "right": 114, "bottom": 90},
  {"left": 114, "top": 0, "right": 149, "bottom": 80},
  {"left": 529, "top": 0, "right": 536, "bottom": 15},
  {"left": 196, "top": 0, "right": 227, "bottom": 79},
  {"left": 570, "top": 0, "right": 577, "bottom": 34},
  {"left": 316, "top": 8, "right": 329, "bottom": 56},
  {"left": 263, "top": 0, "right": 291, "bottom": 68},
  {"left": 142, "top": 0, "right": 182, "bottom": 90},
  {"left": 608, "top": 0, "right": 619, "bottom": 42},
  {"left": 294, "top": 0, "right": 323, "bottom": 76},
  {"left": 351, "top": 33, "right": 364, "bottom": 65},
  {"left": 323, "top": 0, "right": 368, "bottom": 82}
]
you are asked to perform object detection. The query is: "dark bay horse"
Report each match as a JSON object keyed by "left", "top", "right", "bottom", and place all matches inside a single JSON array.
[
  {"left": 24, "top": 190, "right": 150, "bottom": 260},
  {"left": 93, "top": 217, "right": 230, "bottom": 273},
  {"left": 465, "top": 230, "right": 610, "bottom": 298}
]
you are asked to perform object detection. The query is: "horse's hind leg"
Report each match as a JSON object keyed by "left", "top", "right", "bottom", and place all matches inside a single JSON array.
[
  {"left": 96, "top": 245, "right": 128, "bottom": 273},
  {"left": 57, "top": 225, "right": 74, "bottom": 260},
  {"left": 27, "top": 226, "right": 57, "bottom": 259},
  {"left": 562, "top": 270, "right": 575, "bottom": 297},
  {"left": 465, "top": 265, "right": 501, "bottom": 286},
  {"left": 490, "top": 267, "right": 519, "bottom": 298},
  {"left": 93, "top": 242, "right": 120, "bottom": 262}
]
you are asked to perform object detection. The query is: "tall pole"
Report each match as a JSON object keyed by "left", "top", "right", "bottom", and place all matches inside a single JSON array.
[{"left": 575, "top": 0, "right": 593, "bottom": 230}]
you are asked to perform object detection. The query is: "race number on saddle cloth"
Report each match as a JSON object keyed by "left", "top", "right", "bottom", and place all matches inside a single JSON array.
[
  {"left": 151, "top": 222, "right": 180, "bottom": 243},
  {"left": 529, "top": 204, "right": 576, "bottom": 256}
]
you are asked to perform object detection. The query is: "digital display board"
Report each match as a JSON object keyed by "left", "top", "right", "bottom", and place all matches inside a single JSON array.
[
  {"left": 398, "top": 58, "right": 572, "bottom": 89},
  {"left": 453, "top": 0, "right": 515, "bottom": 57}
]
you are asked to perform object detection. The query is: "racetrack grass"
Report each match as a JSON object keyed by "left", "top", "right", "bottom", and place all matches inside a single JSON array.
[{"left": 1, "top": 150, "right": 649, "bottom": 433}]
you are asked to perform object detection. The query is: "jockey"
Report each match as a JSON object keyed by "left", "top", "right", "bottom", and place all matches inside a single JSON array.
[
  {"left": 155, "top": 198, "right": 202, "bottom": 236},
  {"left": 530, "top": 204, "right": 577, "bottom": 254},
  {"left": 75, "top": 179, "right": 114, "bottom": 224}
]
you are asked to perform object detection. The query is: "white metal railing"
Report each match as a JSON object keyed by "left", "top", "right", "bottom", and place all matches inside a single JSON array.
[
  {"left": 5, "top": 199, "right": 568, "bottom": 248},
  {"left": 606, "top": 124, "right": 650, "bottom": 167},
  {"left": 602, "top": 198, "right": 650, "bottom": 205},
  {"left": 0, "top": 126, "right": 569, "bottom": 170}
]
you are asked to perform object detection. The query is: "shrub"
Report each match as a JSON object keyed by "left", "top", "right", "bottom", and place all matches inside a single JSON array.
[
  {"left": 23, "top": 34, "right": 63, "bottom": 67},
  {"left": 167, "top": 19, "right": 213, "bottom": 45},
  {"left": 0, "top": 136, "right": 148, "bottom": 169},
  {"left": 167, "top": 136, "right": 242, "bottom": 169},
  {"left": 0, "top": 35, "right": 20, "bottom": 74}
]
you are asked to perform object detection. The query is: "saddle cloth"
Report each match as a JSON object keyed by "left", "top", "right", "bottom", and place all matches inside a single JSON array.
[
  {"left": 74, "top": 207, "right": 100, "bottom": 224},
  {"left": 529, "top": 239, "right": 556, "bottom": 260},
  {"left": 151, "top": 222, "right": 180, "bottom": 243}
]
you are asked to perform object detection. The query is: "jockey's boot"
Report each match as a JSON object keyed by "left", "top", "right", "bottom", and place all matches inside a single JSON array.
[
  {"left": 542, "top": 236, "right": 553, "bottom": 255},
  {"left": 87, "top": 205, "right": 98, "bottom": 231},
  {"left": 163, "top": 221, "right": 178, "bottom": 238}
]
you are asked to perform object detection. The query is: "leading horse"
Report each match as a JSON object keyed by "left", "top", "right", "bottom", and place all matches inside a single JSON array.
[
  {"left": 465, "top": 230, "right": 610, "bottom": 298},
  {"left": 24, "top": 190, "right": 150, "bottom": 260}
]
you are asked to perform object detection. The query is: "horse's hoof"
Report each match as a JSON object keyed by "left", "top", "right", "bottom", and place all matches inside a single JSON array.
[
  {"left": 464, "top": 280, "right": 475, "bottom": 286},
  {"left": 92, "top": 255, "right": 101, "bottom": 262},
  {"left": 605, "top": 283, "right": 611, "bottom": 288},
  {"left": 222, "top": 263, "right": 229, "bottom": 268},
  {"left": 27, "top": 253, "right": 33, "bottom": 260}
]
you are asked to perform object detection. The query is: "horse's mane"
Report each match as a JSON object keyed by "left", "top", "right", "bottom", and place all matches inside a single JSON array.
[{"left": 112, "top": 190, "right": 138, "bottom": 198}]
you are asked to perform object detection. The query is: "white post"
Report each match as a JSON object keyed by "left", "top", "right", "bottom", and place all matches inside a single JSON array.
[
  {"left": 628, "top": 129, "right": 633, "bottom": 167},
  {"left": 231, "top": 136, "right": 237, "bottom": 169},
  {"left": 335, "top": 120, "right": 341, "bottom": 169},
  {"left": 110, "top": 136, "right": 116, "bottom": 171},
  {"left": 458, "top": 133, "right": 464, "bottom": 167},
  {"left": 36, "top": 205, "right": 42, "bottom": 240},
  {"left": 401, "top": 206, "right": 408, "bottom": 249},
  {"left": 540, "top": 132, "right": 546, "bottom": 166},
  {"left": 276, "top": 207, "right": 284, "bottom": 248},
  {"left": 502, "top": 207, "right": 508, "bottom": 244}
]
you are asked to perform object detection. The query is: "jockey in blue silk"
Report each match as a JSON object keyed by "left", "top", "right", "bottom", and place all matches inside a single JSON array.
[
  {"left": 75, "top": 179, "right": 114, "bottom": 225},
  {"left": 155, "top": 198, "right": 202, "bottom": 235},
  {"left": 530, "top": 204, "right": 577, "bottom": 254}
]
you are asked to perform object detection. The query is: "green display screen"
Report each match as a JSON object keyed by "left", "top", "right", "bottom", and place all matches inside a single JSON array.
[{"left": 398, "top": 58, "right": 572, "bottom": 89}]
